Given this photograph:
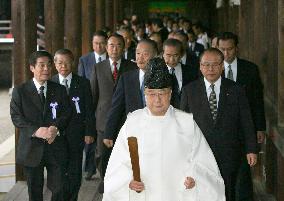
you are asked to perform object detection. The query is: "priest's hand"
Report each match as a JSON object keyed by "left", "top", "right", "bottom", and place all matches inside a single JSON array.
[
  {"left": 85, "top": 136, "right": 94, "bottom": 144},
  {"left": 129, "top": 180, "right": 145, "bottom": 192},
  {"left": 184, "top": 177, "right": 195, "bottom": 189},
  {"left": 103, "top": 139, "right": 114, "bottom": 148},
  {"left": 247, "top": 153, "right": 257, "bottom": 167}
]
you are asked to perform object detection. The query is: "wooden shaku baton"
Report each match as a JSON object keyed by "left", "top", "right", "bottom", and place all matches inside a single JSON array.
[{"left": 127, "top": 136, "right": 142, "bottom": 192}]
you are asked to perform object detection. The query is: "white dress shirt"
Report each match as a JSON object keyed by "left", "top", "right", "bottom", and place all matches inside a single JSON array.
[
  {"left": 59, "top": 73, "right": 72, "bottom": 88},
  {"left": 95, "top": 52, "right": 107, "bottom": 63},
  {"left": 168, "top": 64, "right": 182, "bottom": 90},
  {"left": 139, "top": 69, "right": 145, "bottom": 88},
  {"left": 33, "top": 78, "right": 47, "bottom": 97},
  {"left": 109, "top": 58, "right": 121, "bottom": 73},
  {"left": 224, "top": 57, "right": 237, "bottom": 82}
]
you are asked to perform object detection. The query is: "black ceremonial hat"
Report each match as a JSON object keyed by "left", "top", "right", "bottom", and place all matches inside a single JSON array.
[{"left": 144, "top": 58, "right": 172, "bottom": 89}]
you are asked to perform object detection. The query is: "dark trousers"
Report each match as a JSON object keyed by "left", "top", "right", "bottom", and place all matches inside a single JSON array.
[
  {"left": 219, "top": 166, "right": 240, "bottom": 201},
  {"left": 84, "top": 142, "right": 96, "bottom": 174},
  {"left": 24, "top": 145, "right": 66, "bottom": 201},
  {"left": 235, "top": 159, "right": 254, "bottom": 201},
  {"left": 64, "top": 142, "right": 84, "bottom": 201}
]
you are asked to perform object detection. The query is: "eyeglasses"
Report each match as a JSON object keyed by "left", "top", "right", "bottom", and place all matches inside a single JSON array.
[
  {"left": 200, "top": 61, "right": 223, "bottom": 69},
  {"left": 145, "top": 90, "right": 171, "bottom": 98},
  {"left": 55, "top": 62, "right": 72, "bottom": 67},
  {"left": 35, "top": 62, "right": 52, "bottom": 69}
]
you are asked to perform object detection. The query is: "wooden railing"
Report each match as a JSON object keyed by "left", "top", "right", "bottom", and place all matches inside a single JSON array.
[{"left": 0, "top": 20, "right": 45, "bottom": 49}]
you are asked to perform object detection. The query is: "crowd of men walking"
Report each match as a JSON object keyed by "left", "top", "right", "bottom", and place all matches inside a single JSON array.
[{"left": 10, "top": 14, "right": 265, "bottom": 201}]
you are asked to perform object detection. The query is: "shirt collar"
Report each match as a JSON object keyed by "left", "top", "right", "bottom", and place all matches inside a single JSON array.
[
  {"left": 224, "top": 57, "right": 237, "bottom": 68},
  {"left": 167, "top": 63, "right": 181, "bottom": 73},
  {"left": 180, "top": 54, "right": 186, "bottom": 65},
  {"left": 204, "top": 76, "right": 221, "bottom": 91},
  {"left": 59, "top": 73, "right": 72, "bottom": 86},
  {"left": 109, "top": 58, "right": 121, "bottom": 67},
  {"left": 94, "top": 52, "right": 107, "bottom": 61},
  {"left": 33, "top": 78, "right": 47, "bottom": 92}
]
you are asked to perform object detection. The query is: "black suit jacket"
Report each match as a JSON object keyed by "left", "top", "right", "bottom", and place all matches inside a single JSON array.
[
  {"left": 90, "top": 59, "right": 137, "bottom": 132},
  {"left": 124, "top": 43, "right": 136, "bottom": 61},
  {"left": 104, "top": 69, "right": 144, "bottom": 140},
  {"left": 235, "top": 58, "right": 266, "bottom": 131},
  {"left": 188, "top": 42, "right": 204, "bottom": 58},
  {"left": 10, "top": 80, "right": 71, "bottom": 167},
  {"left": 51, "top": 74, "right": 97, "bottom": 149},
  {"left": 171, "top": 64, "right": 199, "bottom": 108},
  {"left": 180, "top": 78, "right": 257, "bottom": 172}
]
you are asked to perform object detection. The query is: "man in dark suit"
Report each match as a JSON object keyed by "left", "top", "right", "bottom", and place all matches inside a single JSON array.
[
  {"left": 118, "top": 27, "right": 136, "bottom": 61},
  {"left": 90, "top": 33, "right": 137, "bottom": 193},
  {"left": 52, "top": 49, "right": 96, "bottom": 201},
  {"left": 10, "top": 51, "right": 71, "bottom": 201},
  {"left": 170, "top": 31, "right": 200, "bottom": 76},
  {"left": 163, "top": 38, "right": 198, "bottom": 108},
  {"left": 187, "top": 30, "right": 204, "bottom": 58},
  {"left": 103, "top": 38, "right": 158, "bottom": 148},
  {"left": 78, "top": 30, "right": 108, "bottom": 80},
  {"left": 180, "top": 48, "right": 258, "bottom": 201},
  {"left": 218, "top": 32, "right": 266, "bottom": 201},
  {"left": 151, "top": 18, "right": 169, "bottom": 43},
  {"left": 78, "top": 30, "right": 108, "bottom": 180}
]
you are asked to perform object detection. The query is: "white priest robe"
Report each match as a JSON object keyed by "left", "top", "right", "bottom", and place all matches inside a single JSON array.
[{"left": 103, "top": 106, "right": 225, "bottom": 201}]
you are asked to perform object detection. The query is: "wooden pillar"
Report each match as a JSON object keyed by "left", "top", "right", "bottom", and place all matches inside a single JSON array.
[
  {"left": 118, "top": 0, "right": 124, "bottom": 23},
  {"left": 82, "top": 0, "right": 96, "bottom": 55},
  {"left": 65, "top": 0, "right": 82, "bottom": 71},
  {"left": 95, "top": 0, "right": 105, "bottom": 31},
  {"left": 278, "top": 0, "right": 284, "bottom": 127},
  {"left": 11, "top": 0, "right": 37, "bottom": 181},
  {"left": 113, "top": 0, "right": 120, "bottom": 31},
  {"left": 44, "top": 0, "right": 65, "bottom": 55},
  {"left": 105, "top": 0, "right": 114, "bottom": 31}
]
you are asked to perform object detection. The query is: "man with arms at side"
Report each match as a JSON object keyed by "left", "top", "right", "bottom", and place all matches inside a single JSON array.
[
  {"left": 10, "top": 51, "right": 71, "bottom": 201},
  {"left": 90, "top": 33, "right": 137, "bottom": 193},
  {"left": 218, "top": 32, "right": 266, "bottom": 201},
  {"left": 180, "top": 48, "right": 258, "bottom": 201},
  {"left": 103, "top": 58, "right": 225, "bottom": 201},
  {"left": 52, "top": 49, "right": 96, "bottom": 201},
  {"left": 117, "top": 27, "right": 136, "bottom": 61},
  {"left": 163, "top": 38, "right": 198, "bottom": 108},
  {"left": 103, "top": 39, "right": 157, "bottom": 148},
  {"left": 78, "top": 30, "right": 108, "bottom": 180}
]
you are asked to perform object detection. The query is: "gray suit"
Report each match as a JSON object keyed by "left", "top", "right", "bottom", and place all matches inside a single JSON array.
[{"left": 90, "top": 58, "right": 137, "bottom": 181}]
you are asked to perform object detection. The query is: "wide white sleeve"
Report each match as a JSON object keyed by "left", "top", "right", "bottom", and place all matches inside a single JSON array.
[
  {"left": 182, "top": 120, "right": 226, "bottom": 201},
  {"left": 103, "top": 123, "right": 133, "bottom": 201}
]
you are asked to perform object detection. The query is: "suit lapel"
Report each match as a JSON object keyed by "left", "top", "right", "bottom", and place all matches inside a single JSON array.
[
  {"left": 216, "top": 78, "right": 229, "bottom": 124},
  {"left": 236, "top": 58, "right": 246, "bottom": 85},
  {"left": 132, "top": 70, "right": 143, "bottom": 106},
  {"left": 105, "top": 60, "right": 115, "bottom": 84},
  {"left": 198, "top": 79, "right": 215, "bottom": 126},
  {"left": 27, "top": 80, "right": 43, "bottom": 113},
  {"left": 69, "top": 74, "right": 79, "bottom": 95}
]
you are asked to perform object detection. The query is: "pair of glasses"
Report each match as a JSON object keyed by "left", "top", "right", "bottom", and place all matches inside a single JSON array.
[
  {"left": 200, "top": 61, "right": 222, "bottom": 69},
  {"left": 145, "top": 91, "right": 170, "bottom": 98},
  {"left": 36, "top": 62, "right": 52, "bottom": 69}
]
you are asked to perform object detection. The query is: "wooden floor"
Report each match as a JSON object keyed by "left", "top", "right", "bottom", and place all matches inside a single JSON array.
[
  {"left": 2, "top": 177, "right": 103, "bottom": 201},
  {"left": 1, "top": 177, "right": 276, "bottom": 201}
]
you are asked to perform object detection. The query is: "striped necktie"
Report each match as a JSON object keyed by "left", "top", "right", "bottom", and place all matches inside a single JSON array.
[
  {"left": 227, "top": 65, "right": 234, "bottom": 81},
  {"left": 209, "top": 84, "right": 217, "bottom": 122}
]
